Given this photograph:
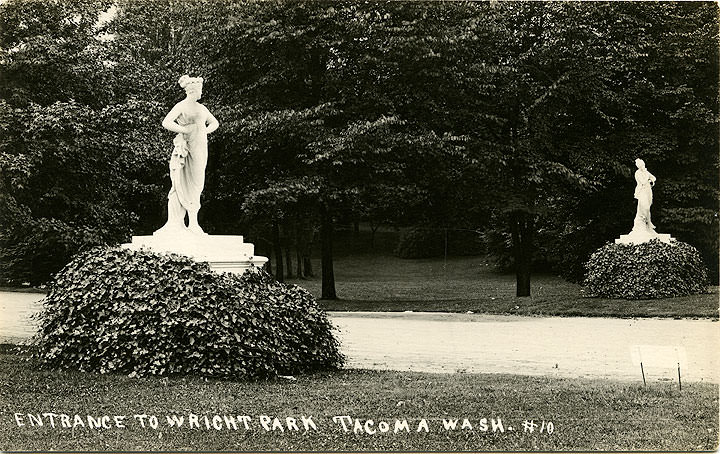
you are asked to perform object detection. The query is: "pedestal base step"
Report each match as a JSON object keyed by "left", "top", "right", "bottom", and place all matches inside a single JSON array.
[
  {"left": 122, "top": 231, "right": 268, "bottom": 275},
  {"left": 615, "top": 231, "right": 675, "bottom": 245}
]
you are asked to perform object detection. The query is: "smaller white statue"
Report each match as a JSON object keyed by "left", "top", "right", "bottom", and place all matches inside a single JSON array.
[
  {"left": 632, "top": 158, "right": 656, "bottom": 235},
  {"left": 615, "top": 158, "right": 673, "bottom": 245}
]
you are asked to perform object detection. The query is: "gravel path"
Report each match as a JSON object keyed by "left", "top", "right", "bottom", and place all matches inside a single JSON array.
[
  {"left": 2, "top": 292, "right": 717, "bottom": 383},
  {"left": 332, "top": 311, "right": 718, "bottom": 383},
  {"left": 0, "top": 291, "right": 43, "bottom": 342}
]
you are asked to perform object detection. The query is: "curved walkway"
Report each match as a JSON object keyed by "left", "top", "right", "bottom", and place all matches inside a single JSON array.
[
  {"left": 333, "top": 311, "right": 718, "bottom": 383},
  {"left": 2, "top": 292, "right": 718, "bottom": 383}
]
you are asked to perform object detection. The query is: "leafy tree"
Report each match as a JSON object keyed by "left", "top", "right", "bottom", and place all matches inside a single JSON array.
[
  {"left": 1, "top": 0, "right": 716, "bottom": 296},
  {"left": 532, "top": 2, "right": 719, "bottom": 283},
  {"left": 443, "top": 1, "right": 718, "bottom": 294},
  {"left": 0, "top": 0, "right": 128, "bottom": 283}
]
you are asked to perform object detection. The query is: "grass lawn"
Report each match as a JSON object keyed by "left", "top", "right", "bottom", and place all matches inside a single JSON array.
[
  {"left": 0, "top": 346, "right": 717, "bottom": 451},
  {"left": 288, "top": 253, "right": 719, "bottom": 319}
]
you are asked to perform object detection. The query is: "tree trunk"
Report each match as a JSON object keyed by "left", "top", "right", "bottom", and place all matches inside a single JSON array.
[
  {"left": 516, "top": 257, "right": 531, "bottom": 297},
  {"left": 284, "top": 245, "right": 293, "bottom": 278},
  {"left": 293, "top": 225, "right": 304, "bottom": 278},
  {"left": 444, "top": 228, "right": 449, "bottom": 259},
  {"left": 302, "top": 229, "right": 315, "bottom": 278},
  {"left": 320, "top": 203, "right": 337, "bottom": 299},
  {"left": 304, "top": 256, "right": 314, "bottom": 278},
  {"left": 353, "top": 221, "right": 360, "bottom": 243},
  {"left": 296, "top": 248, "right": 304, "bottom": 278},
  {"left": 300, "top": 225, "right": 315, "bottom": 278},
  {"left": 272, "top": 221, "right": 284, "bottom": 283},
  {"left": 511, "top": 212, "right": 533, "bottom": 297},
  {"left": 370, "top": 222, "right": 379, "bottom": 249}
]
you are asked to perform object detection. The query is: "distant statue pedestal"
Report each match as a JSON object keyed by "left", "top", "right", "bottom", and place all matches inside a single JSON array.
[
  {"left": 122, "top": 230, "right": 268, "bottom": 275},
  {"left": 615, "top": 220, "right": 675, "bottom": 245}
]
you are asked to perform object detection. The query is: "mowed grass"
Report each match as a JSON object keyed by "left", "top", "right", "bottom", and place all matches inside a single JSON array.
[
  {"left": 287, "top": 230, "right": 719, "bottom": 318},
  {"left": 0, "top": 347, "right": 717, "bottom": 452}
]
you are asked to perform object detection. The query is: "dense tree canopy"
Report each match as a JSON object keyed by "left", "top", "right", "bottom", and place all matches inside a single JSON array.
[{"left": 1, "top": 0, "right": 717, "bottom": 294}]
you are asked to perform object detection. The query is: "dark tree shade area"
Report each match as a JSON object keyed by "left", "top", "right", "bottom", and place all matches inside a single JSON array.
[{"left": 1, "top": 0, "right": 717, "bottom": 294}]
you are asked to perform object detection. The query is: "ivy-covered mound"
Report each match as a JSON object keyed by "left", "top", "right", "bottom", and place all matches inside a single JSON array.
[
  {"left": 35, "top": 247, "right": 344, "bottom": 378},
  {"left": 582, "top": 239, "right": 709, "bottom": 299}
]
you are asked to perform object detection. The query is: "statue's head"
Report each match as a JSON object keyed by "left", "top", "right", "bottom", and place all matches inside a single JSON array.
[
  {"left": 635, "top": 158, "right": 645, "bottom": 169},
  {"left": 179, "top": 75, "right": 203, "bottom": 100}
]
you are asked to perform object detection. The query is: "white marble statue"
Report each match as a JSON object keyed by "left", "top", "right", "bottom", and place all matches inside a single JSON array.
[
  {"left": 632, "top": 158, "right": 656, "bottom": 235},
  {"left": 615, "top": 158, "right": 673, "bottom": 245},
  {"left": 156, "top": 75, "right": 219, "bottom": 235},
  {"left": 122, "top": 75, "right": 268, "bottom": 274}
]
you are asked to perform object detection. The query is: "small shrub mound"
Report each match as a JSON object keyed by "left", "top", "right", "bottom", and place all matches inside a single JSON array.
[
  {"left": 583, "top": 240, "right": 709, "bottom": 299},
  {"left": 35, "top": 247, "right": 344, "bottom": 378},
  {"left": 395, "top": 227, "right": 483, "bottom": 259},
  {"left": 395, "top": 227, "right": 444, "bottom": 258}
]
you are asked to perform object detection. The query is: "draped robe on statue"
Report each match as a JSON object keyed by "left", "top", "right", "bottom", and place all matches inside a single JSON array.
[
  {"left": 633, "top": 167, "right": 655, "bottom": 233},
  {"left": 156, "top": 109, "right": 208, "bottom": 234}
]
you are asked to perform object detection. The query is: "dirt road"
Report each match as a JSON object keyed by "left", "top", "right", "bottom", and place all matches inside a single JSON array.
[
  {"left": 332, "top": 311, "right": 718, "bottom": 383},
  {"left": 2, "top": 292, "right": 717, "bottom": 383}
]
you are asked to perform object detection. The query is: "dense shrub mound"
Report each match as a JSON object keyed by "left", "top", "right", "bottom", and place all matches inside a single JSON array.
[
  {"left": 395, "top": 227, "right": 483, "bottom": 259},
  {"left": 582, "top": 240, "right": 709, "bottom": 299},
  {"left": 35, "top": 247, "right": 344, "bottom": 378}
]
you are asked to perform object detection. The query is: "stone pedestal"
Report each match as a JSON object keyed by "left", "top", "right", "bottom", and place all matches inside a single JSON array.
[
  {"left": 122, "top": 230, "right": 268, "bottom": 275},
  {"left": 615, "top": 229, "right": 675, "bottom": 245}
]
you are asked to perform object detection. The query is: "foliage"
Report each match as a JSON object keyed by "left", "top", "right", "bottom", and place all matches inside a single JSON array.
[
  {"left": 0, "top": 0, "right": 172, "bottom": 284},
  {"left": 481, "top": 226, "right": 559, "bottom": 273},
  {"left": 395, "top": 227, "right": 484, "bottom": 259},
  {"left": 446, "top": 230, "right": 485, "bottom": 257},
  {"left": 34, "top": 247, "right": 344, "bottom": 378},
  {"left": 0, "top": 99, "right": 159, "bottom": 284},
  {"left": 0, "top": 0, "right": 717, "bottom": 295},
  {"left": 0, "top": 0, "right": 115, "bottom": 107},
  {"left": 544, "top": 2, "right": 720, "bottom": 285},
  {"left": 582, "top": 240, "right": 709, "bottom": 299},
  {"left": 0, "top": 204, "right": 107, "bottom": 286},
  {"left": 394, "top": 227, "right": 445, "bottom": 259}
]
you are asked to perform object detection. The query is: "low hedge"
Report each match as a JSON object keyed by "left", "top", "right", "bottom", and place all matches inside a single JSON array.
[
  {"left": 395, "top": 227, "right": 483, "bottom": 259},
  {"left": 34, "top": 247, "right": 344, "bottom": 378},
  {"left": 394, "top": 227, "right": 445, "bottom": 258},
  {"left": 582, "top": 240, "right": 709, "bottom": 299}
]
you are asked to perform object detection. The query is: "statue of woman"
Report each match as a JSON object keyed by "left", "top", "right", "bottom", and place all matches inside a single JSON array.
[
  {"left": 633, "top": 158, "right": 656, "bottom": 233},
  {"left": 155, "top": 75, "right": 219, "bottom": 235}
]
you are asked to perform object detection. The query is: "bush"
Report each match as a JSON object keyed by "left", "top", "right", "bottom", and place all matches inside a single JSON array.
[
  {"left": 0, "top": 207, "right": 113, "bottom": 286},
  {"left": 34, "top": 247, "right": 344, "bottom": 378},
  {"left": 395, "top": 227, "right": 445, "bottom": 259},
  {"left": 447, "top": 230, "right": 485, "bottom": 256},
  {"left": 395, "top": 227, "right": 483, "bottom": 259},
  {"left": 480, "top": 227, "right": 552, "bottom": 272},
  {"left": 582, "top": 240, "right": 709, "bottom": 299}
]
